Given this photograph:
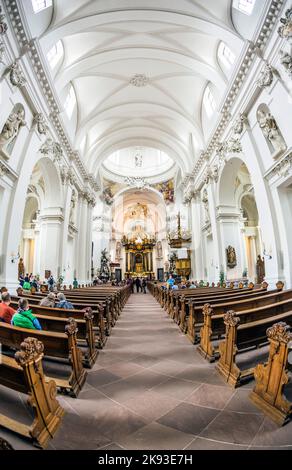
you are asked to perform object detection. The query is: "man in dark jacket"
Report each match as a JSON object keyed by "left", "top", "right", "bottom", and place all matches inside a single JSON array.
[{"left": 135, "top": 277, "right": 141, "bottom": 293}]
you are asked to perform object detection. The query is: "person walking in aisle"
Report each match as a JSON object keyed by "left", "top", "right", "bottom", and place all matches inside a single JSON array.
[
  {"left": 142, "top": 278, "right": 147, "bottom": 294},
  {"left": 135, "top": 277, "right": 141, "bottom": 293}
]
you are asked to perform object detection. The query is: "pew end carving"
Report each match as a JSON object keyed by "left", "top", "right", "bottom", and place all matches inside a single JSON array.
[{"left": 250, "top": 322, "right": 292, "bottom": 426}]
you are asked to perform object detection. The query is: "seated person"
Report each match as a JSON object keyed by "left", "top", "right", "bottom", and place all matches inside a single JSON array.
[
  {"left": 0, "top": 292, "right": 16, "bottom": 324},
  {"left": 11, "top": 298, "right": 42, "bottom": 330},
  {"left": 39, "top": 292, "right": 55, "bottom": 308},
  {"left": 189, "top": 281, "right": 196, "bottom": 289},
  {"left": 56, "top": 293, "right": 74, "bottom": 310},
  {"left": 172, "top": 283, "right": 179, "bottom": 290}
]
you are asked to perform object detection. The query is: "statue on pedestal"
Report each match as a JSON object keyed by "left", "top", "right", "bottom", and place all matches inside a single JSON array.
[
  {"left": 226, "top": 246, "right": 237, "bottom": 268},
  {"left": 256, "top": 255, "right": 265, "bottom": 284},
  {"left": 18, "top": 257, "right": 25, "bottom": 279}
]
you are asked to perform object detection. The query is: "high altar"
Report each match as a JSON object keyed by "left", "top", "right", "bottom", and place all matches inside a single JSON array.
[{"left": 121, "top": 232, "right": 156, "bottom": 277}]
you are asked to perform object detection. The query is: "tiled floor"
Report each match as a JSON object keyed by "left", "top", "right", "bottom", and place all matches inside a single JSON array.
[{"left": 1, "top": 292, "right": 292, "bottom": 450}]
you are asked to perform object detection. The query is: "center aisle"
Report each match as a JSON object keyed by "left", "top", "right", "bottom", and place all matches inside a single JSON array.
[{"left": 44, "top": 291, "right": 290, "bottom": 451}]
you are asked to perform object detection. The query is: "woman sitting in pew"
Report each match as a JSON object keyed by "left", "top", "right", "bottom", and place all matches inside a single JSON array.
[
  {"left": 39, "top": 292, "right": 56, "bottom": 308},
  {"left": 11, "top": 298, "right": 42, "bottom": 330},
  {"left": 56, "top": 293, "right": 74, "bottom": 310}
]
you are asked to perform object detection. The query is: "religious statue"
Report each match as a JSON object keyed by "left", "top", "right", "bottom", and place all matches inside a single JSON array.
[
  {"left": 256, "top": 255, "right": 265, "bottom": 284},
  {"left": 18, "top": 257, "right": 25, "bottom": 279},
  {"left": 156, "top": 241, "right": 163, "bottom": 259},
  {"left": 168, "top": 252, "right": 177, "bottom": 274},
  {"left": 99, "top": 249, "right": 110, "bottom": 281},
  {"left": 69, "top": 188, "right": 77, "bottom": 225},
  {"left": 202, "top": 189, "right": 210, "bottom": 223},
  {"left": 0, "top": 105, "right": 26, "bottom": 151},
  {"left": 257, "top": 108, "right": 286, "bottom": 156},
  {"left": 115, "top": 241, "right": 122, "bottom": 261},
  {"left": 226, "top": 245, "right": 237, "bottom": 268}
]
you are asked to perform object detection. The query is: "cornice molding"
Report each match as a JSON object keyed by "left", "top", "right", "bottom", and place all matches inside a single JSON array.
[
  {"left": 264, "top": 149, "right": 292, "bottom": 181},
  {"left": 191, "top": 0, "right": 284, "bottom": 180},
  {"left": 3, "top": 0, "right": 97, "bottom": 194}
]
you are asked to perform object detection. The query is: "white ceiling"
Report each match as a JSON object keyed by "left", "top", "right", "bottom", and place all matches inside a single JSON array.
[{"left": 34, "top": 0, "right": 250, "bottom": 178}]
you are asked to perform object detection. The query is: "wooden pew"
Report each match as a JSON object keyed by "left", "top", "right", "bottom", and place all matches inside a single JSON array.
[
  {"left": 215, "top": 308, "right": 292, "bottom": 387},
  {"left": 168, "top": 283, "right": 262, "bottom": 320},
  {"left": 187, "top": 285, "right": 286, "bottom": 346},
  {"left": 14, "top": 292, "right": 113, "bottom": 337},
  {"left": 0, "top": 318, "right": 87, "bottom": 397},
  {"left": 0, "top": 337, "right": 64, "bottom": 448},
  {"left": 249, "top": 321, "right": 292, "bottom": 426},
  {"left": 10, "top": 299, "right": 106, "bottom": 351},
  {"left": 0, "top": 438, "right": 14, "bottom": 450}
]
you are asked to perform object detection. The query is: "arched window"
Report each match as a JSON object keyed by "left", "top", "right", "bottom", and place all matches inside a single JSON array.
[
  {"left": 218, "top": 42, "right": 236, "bottom": 69},
  {"left": 64, "top": 85, "right": 76, "bottom": 119},
  {"left": 31, "top": 0, "right": 52, "bottom": 13},
  {"left": 232, "top": 0, "right": 256, "bottom": 15},
  {"left": 203, "top": 85, "right": 216, "bottom": 118},
  {"left": 47, "top": 41, "right": 63, "bottom": 69}
]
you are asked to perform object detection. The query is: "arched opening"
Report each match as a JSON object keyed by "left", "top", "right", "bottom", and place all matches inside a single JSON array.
[
  {"left": 217, "top": 158, "right": 263, "bottom": 282},
  {"left": 18, "top": 158, "right": 62, "bottom": 282},
  {"left": 19, "top": 195, "right": 39, "bottom": 277}
]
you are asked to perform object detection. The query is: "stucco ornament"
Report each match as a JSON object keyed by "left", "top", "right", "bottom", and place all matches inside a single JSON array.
[
  {"left": 280, "top": 51, "right": 292, "bottom": 78},
  {"left": 0, "top": 6, "right": 8, "bottom": 35},
  {"left": 33, "top": 113, "right": 48, "bottom": 135},
  {"left": 0, "top": 105, "right": 26, "bottom": 151},
  {"left": 278, "top": 8, "right": 292, "bottom": 41},
  {"left": 9, "top": 61, "right": 27, "bottom": 87},
  {"left": 256, "top": 63, "right": 274, "bottom": 88},
  {"left": 130, "top": 74, "right": 149, "bottom": 87}
]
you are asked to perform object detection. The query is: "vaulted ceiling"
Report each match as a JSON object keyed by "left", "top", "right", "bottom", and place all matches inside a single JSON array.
[{"left": 32, "top": 0, "right": 255, "bottom": 178}]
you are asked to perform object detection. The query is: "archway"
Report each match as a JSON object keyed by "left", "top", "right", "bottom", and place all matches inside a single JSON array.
[
  {"left": 217, "top": 158, "right": 262, "bottom": 282},
  {"left": 17, "top": 157, "right": 62, "bottom": 282}
]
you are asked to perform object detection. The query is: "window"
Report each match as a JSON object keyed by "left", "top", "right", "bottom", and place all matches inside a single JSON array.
[
  {"left": 218, "top": 42, "right": 236, "bottom": 69},
  {"left": 47, "top": 41, "right": 63, "bottom": 69},
  {"left": 31, "top": 0, "right": 52, "bottom": 13},
  {"left": 64, "top": 85, "right": 76, "bottom": 119},
  {"left": 203, "top": 85, "right": 216, "bottom": 118},
  {"left": 232, "top": 0, "right": 256, "bottom": 15}
]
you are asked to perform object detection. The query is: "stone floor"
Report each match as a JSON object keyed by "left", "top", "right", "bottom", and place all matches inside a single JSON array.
[{"left": 1, "top": 292, "right": 292, "bottom": 450}]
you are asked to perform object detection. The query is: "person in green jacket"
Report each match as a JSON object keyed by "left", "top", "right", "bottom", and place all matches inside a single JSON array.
[
  {"left": 11, "top": 298, "right": 42, "bottom": 330},
  {"left": 73, "top": 277, "right": 78, "bottom": 289}
]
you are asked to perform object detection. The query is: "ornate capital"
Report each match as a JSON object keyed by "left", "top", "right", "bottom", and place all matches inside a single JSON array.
[
  {"left": 8, "top": 60, "right": 26, "bottom": 87},
  {"left": 14, "top": 337, "right": 44, "bottom": 365},
  {"left": 267, "top": 321, "right": 292, "bottom": 344},
  {"left": 40, "top": 138, "right": 63, "bottom": 163}
]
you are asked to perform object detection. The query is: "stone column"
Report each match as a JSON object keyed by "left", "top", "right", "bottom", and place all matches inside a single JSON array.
[
  {"left": 190, "top": 192, "right": 204, "bottom": 280},
  {"left": 38, "top": 208, "right": 64, "bottom": 279}
]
